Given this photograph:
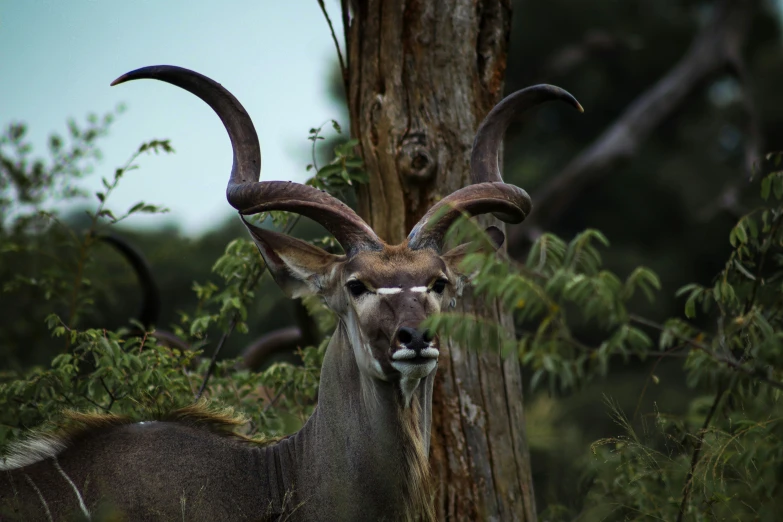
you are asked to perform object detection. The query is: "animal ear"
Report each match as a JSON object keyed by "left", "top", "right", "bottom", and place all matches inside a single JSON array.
[
  {"left": 244, "top": 221, "right": 342, "bottom": 298},
  {"left": 441, "top": 226, "right": 504, "bottom": 277}
]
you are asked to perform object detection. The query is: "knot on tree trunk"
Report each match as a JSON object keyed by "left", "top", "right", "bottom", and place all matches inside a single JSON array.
[{"left": 398, "top": 132, "right": 437, "bottom": 183}]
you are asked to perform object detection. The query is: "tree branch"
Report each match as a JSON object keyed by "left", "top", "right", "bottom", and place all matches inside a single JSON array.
[
  {"left": 629, "top": 314, "right": 783, "bottom": 391},
  {"left": 510, "top": 0, "right": 756, "bottom": 251},
  {"left": 196, "top": 216, "right": 300, "bottom": 400},
  {"left": 318, "top": 0, "right": 349, "bottom": 99},
  {"left": 543, "top": 31, "right": 630, "bottom": 78},
  {"left": 677, "top": 382, "right": 728, "bottom": 522}
]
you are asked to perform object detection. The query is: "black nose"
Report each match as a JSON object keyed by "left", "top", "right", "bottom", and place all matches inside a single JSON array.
[{"left": 395, "top": 327, "right": 433, "bottom": 351}]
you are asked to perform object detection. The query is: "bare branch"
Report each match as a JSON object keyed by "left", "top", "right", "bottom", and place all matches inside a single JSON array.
[
  {"left": 341, "top": 0, "right": 351, "bottom": 78},
  {"left": 318, "top": 0, "right": 348, "bottom": 98},
  {"left": 263, "top": 382, "right": 291, "bottom": 414},
  {"left": 511, "top": 0, "right": 756, "bottom": 250},
  {"left": 544, "top": 30, "right": 630, "bottom": 78}
]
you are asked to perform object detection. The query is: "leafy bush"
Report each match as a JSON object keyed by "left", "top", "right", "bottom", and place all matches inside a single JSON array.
[
  {"left": 0, "top": 118, "right": 355, "bottom": 446},
  {"left": 426, "top": 154, "right": 783, "bottom": 520},
  {"left": 3, "top": 108, "right": 783, "bottom": 520}
]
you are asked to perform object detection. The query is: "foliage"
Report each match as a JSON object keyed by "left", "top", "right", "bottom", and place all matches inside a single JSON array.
[
  {"left": 0, "top": 114, "right": 177, "bottom": 367},
  {"left": 305, "top": 120, "right": 366, "bottom": 195},
  {"left": 4, "top": 52, "right": 783, "bottom": 520},
  {"left": 0, "top": 118, "right": 357, "bottom": 449},
  {"left": 426, "top": 154, "right": 783, "bottom": 520},
  {"left": 427, "top": 223, "right": 660, "bottom": 394},
  {"left": 0, "top": 110, "right": 120, "bottom": 226}
]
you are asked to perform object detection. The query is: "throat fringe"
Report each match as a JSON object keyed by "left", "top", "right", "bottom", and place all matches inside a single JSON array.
[{"left": 400, "top": 395, "right": 435, "bottom": 522}]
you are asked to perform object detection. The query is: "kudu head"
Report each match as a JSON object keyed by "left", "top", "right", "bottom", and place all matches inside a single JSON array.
[{"left": 111, "top": 66, "right": 582, "bottom": 403}]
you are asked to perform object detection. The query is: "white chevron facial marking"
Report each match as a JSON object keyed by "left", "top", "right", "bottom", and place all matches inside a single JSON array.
[
  {"left": 409, "top": 286, "right": 428, "bottom": 293},
  {"left": 377, "top": 287, "right": 402, "bottom": 295}
]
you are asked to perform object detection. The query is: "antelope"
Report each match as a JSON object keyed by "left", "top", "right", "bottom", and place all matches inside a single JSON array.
[{"left": 0, "top": 65, "right": 581, "bottom": 521}]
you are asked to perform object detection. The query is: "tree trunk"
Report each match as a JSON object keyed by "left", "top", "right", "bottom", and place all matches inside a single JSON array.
[{"left": 344, "top": 1, "right": 536, "bottom": 520}]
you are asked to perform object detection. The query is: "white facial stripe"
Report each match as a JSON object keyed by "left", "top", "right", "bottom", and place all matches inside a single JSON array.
[
  {"left": 409, "top": 286, "right": 428, "bottom": 293},
  {"left": 377, "top": 287, "right": 402, "bottom": 295}
]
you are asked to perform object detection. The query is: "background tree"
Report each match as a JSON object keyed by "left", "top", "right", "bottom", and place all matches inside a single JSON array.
[{"left": 341, "top": 2, "right": 536, "bottom": 519}]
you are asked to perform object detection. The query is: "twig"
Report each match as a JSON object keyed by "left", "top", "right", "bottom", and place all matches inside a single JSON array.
[
  {"left": 629, "top": 314, "right": 783, "bottom": 391},
  {"left": 632, "top": 342, "right": 689, "bottom": 423},
  {"left": 99, "top": 377, "right": 116, "bottom": 411},
  {"left": 64, "top": 147, "right": 150, "bottom": 350},
  {"left": 195, "top": 271, "right": 263, "bottom": 400},
  {"left": 745, "top": 213, "right": 782, "bottom": 314},
  {"left": 81, "top": 394, "right": 111, "bottom": 413},
  {"left": 317, "top": 0, "right": 348, "bottom": 98},
  {"left": 341, "top": 0, "right": 351, "bottom": 72},
  {"left": 263, "top": 382, "right": 291, "bottom": 414},
  {"left": 676, "top": 382, "right": 728, "bottom": 522},
  {"left": 195, "top": 216, "right": 301, "bottom": 400}
]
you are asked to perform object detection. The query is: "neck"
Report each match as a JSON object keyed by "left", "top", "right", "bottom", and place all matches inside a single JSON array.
[{"left": 287, "top": 323, "right": 435, "bottom": 521}]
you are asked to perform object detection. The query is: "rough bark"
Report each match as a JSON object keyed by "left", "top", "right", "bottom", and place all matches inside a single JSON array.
[
  {"left": 344, "top": 1, "right": 535, "bottom": 520},
  {"left": 509, "top": 0, "right": 755, "bottom": 251}
]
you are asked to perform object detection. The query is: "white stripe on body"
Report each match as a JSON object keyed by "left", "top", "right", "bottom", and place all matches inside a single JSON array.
[
  {"left": 24, "top": 473, "right": 53, "bottom": 522},
  {"left": 53, "top": 457, "right": 91, "bottom": 519}
]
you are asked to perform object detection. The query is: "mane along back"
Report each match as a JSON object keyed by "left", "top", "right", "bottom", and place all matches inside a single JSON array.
[{"left": 0, "top": 401, "right": 268, "bottom": 471}]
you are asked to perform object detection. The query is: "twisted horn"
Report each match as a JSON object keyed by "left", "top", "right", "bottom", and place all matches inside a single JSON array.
[
  {"left": 111, "top": 65, "right": 381, "bottom": 255},
  {"left": 96, "top": 233, "right": 160, "bottom": 328},
  {"left": 407, "top": 85, "right": 582, "bottom": 251},
  {"left": 97, "top": 233, "right": 191, "bottom": 350}
]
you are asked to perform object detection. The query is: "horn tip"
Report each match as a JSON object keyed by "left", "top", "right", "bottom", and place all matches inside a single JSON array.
[{"left": 110, "top": 75, "right": 129, "bottom": 87}]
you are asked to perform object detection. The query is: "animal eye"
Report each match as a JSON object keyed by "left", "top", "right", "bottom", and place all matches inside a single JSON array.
[
  {"left": 431, "top": 279, "right": 448, "bottom": 294},
  {"left": 346, "top": 280, "right": 368, "bottom": 297}
]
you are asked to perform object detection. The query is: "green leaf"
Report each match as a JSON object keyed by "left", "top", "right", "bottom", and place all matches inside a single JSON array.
[
  {"left": 685, "top": 294, "right": 697, "bottom": 318},
  {"left": 761, "top": 174, "right": 772, "bottom": 200}
]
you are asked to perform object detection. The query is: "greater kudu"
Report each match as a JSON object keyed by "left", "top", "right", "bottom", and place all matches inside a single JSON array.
[{"left": 0, "top": 66, "right": 581, "bottom": 521}]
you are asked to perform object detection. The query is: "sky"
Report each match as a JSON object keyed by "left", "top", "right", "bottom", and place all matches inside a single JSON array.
[{"left": 1, "top": 1, "right": 346, "bottom": 235}]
